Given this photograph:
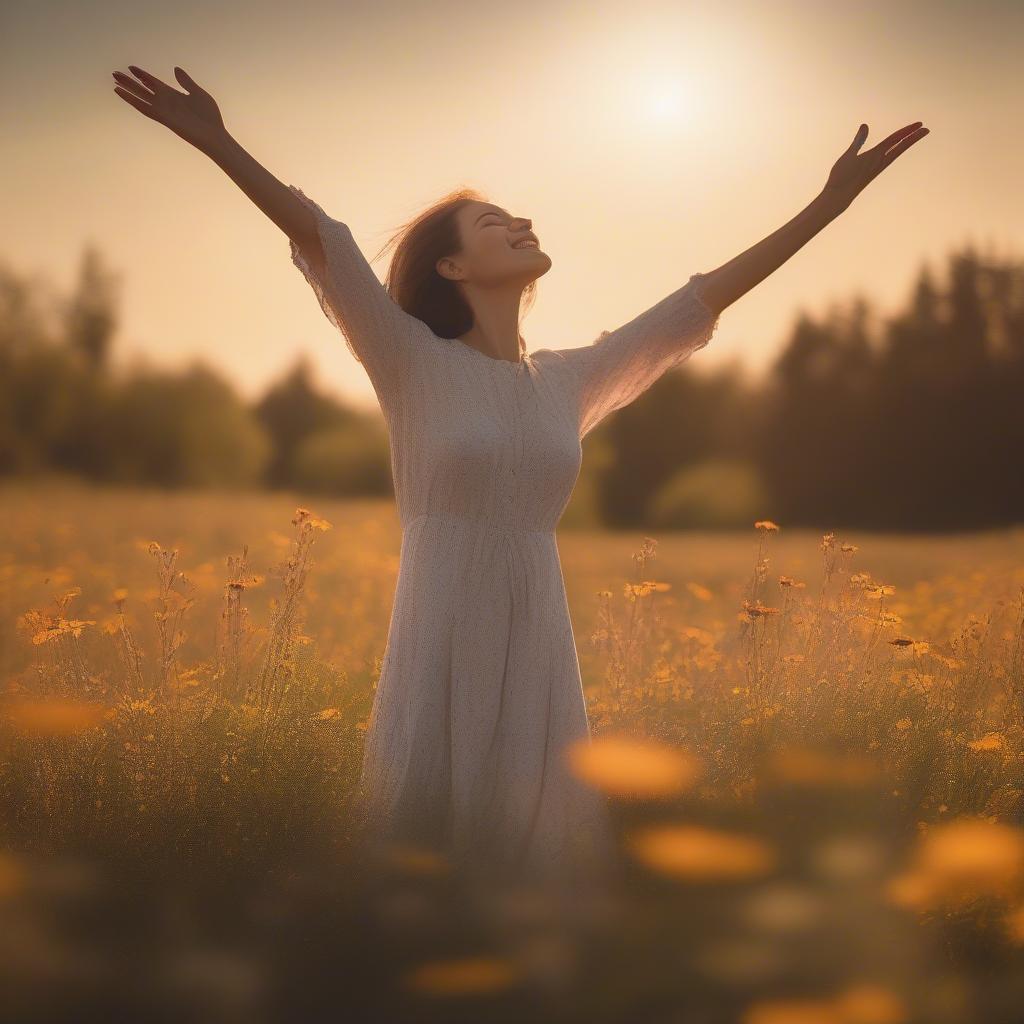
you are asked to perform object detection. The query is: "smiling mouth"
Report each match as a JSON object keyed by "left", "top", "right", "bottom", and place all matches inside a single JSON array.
[{"left": 511, "top": 240, "right": 541, "bottom": 250}]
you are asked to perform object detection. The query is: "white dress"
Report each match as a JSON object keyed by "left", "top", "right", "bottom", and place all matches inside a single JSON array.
[{"left": 286, "top": 185, "right": 721, "bottom": 892}]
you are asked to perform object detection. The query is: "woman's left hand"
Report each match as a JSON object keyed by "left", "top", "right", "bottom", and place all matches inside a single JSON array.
[{"left": 821, "top": 121, "right": 930, "bottom": 213}]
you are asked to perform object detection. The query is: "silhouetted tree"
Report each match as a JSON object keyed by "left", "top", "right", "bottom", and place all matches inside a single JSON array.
[
  {"left": 756, "top": 246, "right": 1024, "bottom": 530},
  {"left": 64, "top": 246, "right": 119, "bottom": 372},
  {"left": 105, "top": 362, "right": 270, "bottom": 487},
  {"left": 588, "top": 363, "right": 755, "bottom": 529},
  {"left": 3, "top": 239, "right": 1023, "bottom": 529},
  {"left": 253, "top": 356, "right": 357, "bottom": 488}
]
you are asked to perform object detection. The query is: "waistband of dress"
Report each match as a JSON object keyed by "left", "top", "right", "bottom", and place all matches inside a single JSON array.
[{"left": 403, "top": 511, "right": 553, "bottom": 537}]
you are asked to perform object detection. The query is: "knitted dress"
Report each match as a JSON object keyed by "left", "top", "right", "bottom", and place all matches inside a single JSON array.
[{"left": 287, "top": 185, "right": 720, "bottom": 889}]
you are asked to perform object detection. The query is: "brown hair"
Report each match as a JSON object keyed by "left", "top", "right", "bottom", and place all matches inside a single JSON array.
[{"left": 370, "top": 187, "right": 539, "bottom": 359}]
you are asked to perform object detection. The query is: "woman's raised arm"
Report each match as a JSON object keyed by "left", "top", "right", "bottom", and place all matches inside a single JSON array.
[
  {"left": 552, "top": 120, "right": 930, "bottom": 440},
  {"left": 111, "top": 64, "right": 426, "bottom": 403},
  {"left": 112, "top": 65, "right": 320, "bottom": 263},
  {"left": 695, "top": 121, "right": 930, "bottom": 316}
]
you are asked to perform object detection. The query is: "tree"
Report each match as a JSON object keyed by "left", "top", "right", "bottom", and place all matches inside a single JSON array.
[
  {"left": 64, "top": 246, "right": 119, "bottom": 372},
  {"left": 253, "top": 356, "right": 357, "bottom": 487}
]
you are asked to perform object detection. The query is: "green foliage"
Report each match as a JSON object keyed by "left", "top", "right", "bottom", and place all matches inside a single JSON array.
[
  {"left": 0, "top": 344, "right": 86, "bottom": 473},
  {"left": 292, "top": 421, "right": 393, "bottom": 495},
  {"left": 560, "top": 433, "right": 613, "bottom": 529},
  {"left": 649, "top": 458, "right": 769, "bottom": 529},
  {"left": 592, "top": 361, "right": 755, "bottom": 528},
  {"left": 104, "top": 365, "right": 272, "bottom": 487},
  {"left": 254, "top": 356, "right": 356, "bottom": 488},
  {"left": 3, "top": 243, "right": 1024, "bottom": 527},
  {"left": 63, "top": 245, "right": 119, "bottom": 372}
]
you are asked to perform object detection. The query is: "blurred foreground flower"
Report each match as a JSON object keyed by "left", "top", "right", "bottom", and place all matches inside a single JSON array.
[
  {"left": 742, "top": 997, "right": 843, "bottom": 1024},
  {"left": 887, "top": 817, "right": 1024, "bottom": 908},
  {"left": 766, "top": 745, "right": 879, "bottom": 788},
  {"left": 627, "top": 824, "right": 776, "bottom": 880},
  {"left": 566, "top": 733, "right": 701, "bottom": 799},
  {"left": 2, "top": 697, "right": 109, "bottom": 735},
  {"left": 402, "top": 956, "right": 522, "bottom": 996},
  {"left": 741, "top": 981, "right": 909, "bottom": 1023}
]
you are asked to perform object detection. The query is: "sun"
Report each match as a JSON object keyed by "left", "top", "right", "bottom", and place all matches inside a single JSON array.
[{"left": 645, "top": 87, "right": 685, "bottom": 123}]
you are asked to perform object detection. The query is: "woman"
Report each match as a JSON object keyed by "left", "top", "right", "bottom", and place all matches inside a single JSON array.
[{"left": 112, "top": 65, "right": 928, "bottom": 893}]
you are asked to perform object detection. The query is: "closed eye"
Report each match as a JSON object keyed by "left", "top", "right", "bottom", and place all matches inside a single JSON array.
[{"left": 477, "top": 210, "right": 511, "bottom": 228}]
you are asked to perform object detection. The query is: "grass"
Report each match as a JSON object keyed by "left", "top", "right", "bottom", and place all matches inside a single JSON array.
[{"left": 2, "top": 478, "right": 1024, "bottom": 1023}]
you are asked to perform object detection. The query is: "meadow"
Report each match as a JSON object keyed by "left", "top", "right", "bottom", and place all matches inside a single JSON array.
[{"left": 2, "top": 478, "right": 1024, "bottom": 1024}]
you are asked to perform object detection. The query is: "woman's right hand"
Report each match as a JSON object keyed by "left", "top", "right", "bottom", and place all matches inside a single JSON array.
[{"left": 112, "top": 65, "right": 229, "bottom": 155}]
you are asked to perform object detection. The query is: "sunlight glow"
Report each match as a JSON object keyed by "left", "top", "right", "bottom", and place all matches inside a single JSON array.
[
  {"left": 624, "top": 70, "right": 695, "bottom": 130},
  {"left": 644, "top": 84, "right": 686, "bottom": 123}
]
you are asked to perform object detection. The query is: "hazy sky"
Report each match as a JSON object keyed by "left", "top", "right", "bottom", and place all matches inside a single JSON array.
[{"left": 4, "top": 0, "right": 1021, "bottom": 412}]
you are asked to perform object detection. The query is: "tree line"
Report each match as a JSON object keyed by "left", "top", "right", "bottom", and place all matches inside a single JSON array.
[{"left": 1, "top": 243, "right": 1021, "bottom": 531}]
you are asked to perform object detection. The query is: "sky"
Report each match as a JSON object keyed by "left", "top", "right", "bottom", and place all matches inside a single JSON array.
[{"left": 3, "top": 0, "right": 1022, "bottom": 413}]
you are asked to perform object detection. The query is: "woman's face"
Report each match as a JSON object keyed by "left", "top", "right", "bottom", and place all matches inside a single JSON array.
[{"left": 440, "top": 201, "right": 553, "bottom": 288}]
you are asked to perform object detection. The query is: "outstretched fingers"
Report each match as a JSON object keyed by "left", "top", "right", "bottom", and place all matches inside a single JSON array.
[
  {"left": 173, "top": 66, "right": 207, "bottom": 96},
  {"left": 867, "top": 121, "right": 923, "bottom": 156},
  {"left": 126, "top": 64, "right": 180, "bottom": 98},
  {"left": 111, "top": 70, "right": 155, "bottom": 103},
  {"left": 112, "top": 84, "right": 161, "bottom": 122},
  {"left": 844, "top": 123, "right": 870, "bottom": 156},
  {"left": 878, "top": 124, "right": 930, "bottom": 171}
]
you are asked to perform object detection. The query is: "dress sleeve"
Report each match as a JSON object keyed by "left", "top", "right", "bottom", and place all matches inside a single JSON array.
[
  {"left": 557, "top": 272, "right": 720, "bottom": 440},
  {"left": 286, "top": 184, "right": 424, "bottom": 402}
]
